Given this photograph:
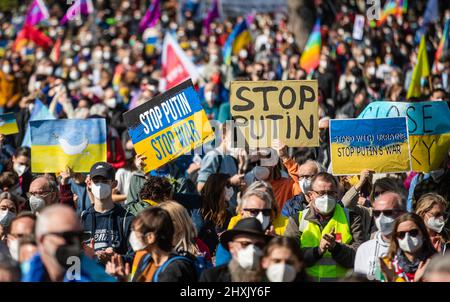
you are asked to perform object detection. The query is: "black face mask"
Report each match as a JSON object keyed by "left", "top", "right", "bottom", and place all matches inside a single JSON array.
[{"left": 55, "top": 237, "right": 82, "bottom": 269}]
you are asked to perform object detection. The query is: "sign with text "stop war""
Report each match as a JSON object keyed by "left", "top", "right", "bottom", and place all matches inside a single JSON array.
[{"left": 123, "top": 80, "right": 215, "bottom": 173}]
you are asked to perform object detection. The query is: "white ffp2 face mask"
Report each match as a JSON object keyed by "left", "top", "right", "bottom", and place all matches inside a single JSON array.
[
  {"left": 13, "top": 164, "right": 28, "bottom": 177},
  {"left": 266, "top": 263, "right": 297, "bottom": 282},
  {"left": 314, "top": 195, "right": 336, "bottom": 214},
  {"left": 29, "top": 196, "right": 46, "bottom": 213},
  {"left": 8, "top": 239, "right": 19, "bottom": 261},
  {"left": 91, "top": 182, "right": 112, "bottom": 200},
  {"left": 236, "top": 244, "right": 262, "bottom": 270},
  {"left": 427, "top": 216, "right": 445, "bottom": 233},
  {"left": 0, "top": 210, "right": 15, "bottom": 227},
  {"left": 256, "top": 211, "right": 270, "bottom": 230},
  {"left": 375, "top": 213, "right": 396, "bottom": 236},
  {"left": 398, "top": 233, "right": 423, "bottom": 253},
  {"left": 299, "top": 178, "right": 312, "bottom": 194},
  {"left": 129, "top": 231, "right": 146, "bottom": 252},
  {"left": 224, "top": 186, "right": 234, "bottom": 202}
]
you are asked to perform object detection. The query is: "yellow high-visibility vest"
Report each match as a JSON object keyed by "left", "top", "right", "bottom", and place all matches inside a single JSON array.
[{"left": 299, "top": 205, "right": 352, "bottom": 282}]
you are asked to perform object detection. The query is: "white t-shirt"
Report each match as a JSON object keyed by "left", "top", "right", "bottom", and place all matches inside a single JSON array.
[
  {"left": 354, "top": 232, "right": 390, "bottom": 281},
  {"left": 115, "top": 168, "right": 132, "bottom": 201}
]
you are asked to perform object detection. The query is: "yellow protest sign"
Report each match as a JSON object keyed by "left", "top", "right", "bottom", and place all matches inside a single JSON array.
[
  {"left": 359, "top": 101, "right": 450, "bottom": 172},
  {"left": 230, "top": 80, "right": 319, "bottom": 147}
]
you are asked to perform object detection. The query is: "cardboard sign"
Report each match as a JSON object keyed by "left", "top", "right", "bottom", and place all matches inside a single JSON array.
[
  {"left": 230, "top": 80, "right": 319, "bottom": 148},
  {"left": 123, "top": 79, "right": 215, "bottom": 173},
  {"left": 359, "top": 101, "right": 450, "bottom": 172},
  {"left": 30, "top": 119, "right": 106, "bottom": 173},
  {"left": 330, "top": 117, "right": 411, "bottom": 175},
  {"left": 0, "top": 112, "right": 19, "bottom": 135}
]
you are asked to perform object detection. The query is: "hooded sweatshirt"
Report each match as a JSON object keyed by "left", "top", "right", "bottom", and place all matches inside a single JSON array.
[{"left": 81, "top": 204, "right": 135, "bottom": 263}]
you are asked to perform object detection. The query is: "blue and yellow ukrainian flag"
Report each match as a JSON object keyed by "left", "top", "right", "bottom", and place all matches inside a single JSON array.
[
  {"left": 0, "top": 113, "right": 19, "bottom": 135},
  {"left": 222, "top": 19, "right": 252, "bottom": 65},
  {"left": 30, "top": 119, "right": 107, "bottom": 173}
]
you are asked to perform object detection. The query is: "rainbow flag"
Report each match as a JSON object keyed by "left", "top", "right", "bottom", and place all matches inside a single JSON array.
[
  {"left": 407, "top": 35, "right": 430, "bottom": 99},
  {"left": 139, "top": 0, "right": 161, "bottom": 32},
  {"left": 396, "top": 0, "right": 408, "bottom": 17},
  {"left": 25, "top": 0, "right": 49, "bottom": 26},
  {"left": 222, "top": 18, "right": 252, "bottom": 65},
  {"left": 300, "top": 19, "right": 321, "bottom": 74},
  {"left": 60, "top": 0, "right": 94, "bottom": 25},
  {"left": 13, "top": 25, "right": 52, "bottom": 52},
  {"left": 433, "top": 19, "right": 450, "bottom": 72},
  {"left": 30, "top": 119, "right": 107, "bottom": 173},
  {"left": 0, "top": 113, "right": 19, "bottom": 135},
  {"left": 377, "top": 0, "right": 398, "bottom": 26}
]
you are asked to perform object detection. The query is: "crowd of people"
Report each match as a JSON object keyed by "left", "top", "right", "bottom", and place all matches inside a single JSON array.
[{"left": 0, "top": 0, "right": 450, "bottom": 282}]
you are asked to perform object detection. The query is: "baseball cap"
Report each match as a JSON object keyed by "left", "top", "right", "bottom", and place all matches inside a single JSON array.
[{"left": 89, "top": 162, "right": 115, "bottom": 180}]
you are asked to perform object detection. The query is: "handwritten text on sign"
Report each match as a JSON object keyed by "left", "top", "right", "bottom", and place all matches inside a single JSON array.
[
  {"left": 359, "top": 101, "right": 450, "bottom": 172},
  {"left": 230, "top": 80, "right": 319, "bottom": 147}
]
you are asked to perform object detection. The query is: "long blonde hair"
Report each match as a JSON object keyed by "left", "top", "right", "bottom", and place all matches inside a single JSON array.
[{"left": 158, "top": 201, "right": 200, "bottom": 256}]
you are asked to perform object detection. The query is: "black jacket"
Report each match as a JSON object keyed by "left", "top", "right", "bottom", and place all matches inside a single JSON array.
[
  {"left": 81, "top": 204, "right": 135, "bottom": 263},
  {"left": 199, "top": 264, "right": 231, "bottom": 282}
]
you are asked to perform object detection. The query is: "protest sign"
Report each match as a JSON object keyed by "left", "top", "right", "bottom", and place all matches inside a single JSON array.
[
  {"left": 230, "top": 80, "right": 319, "bottom": 148},
  {"left": 359, "top": 101, "right": 450, "bottom": 172},
  {"left": 330, "top": 117, "right": 411, "bottom": 175},
  {"left": 352, "top": 14, "right": 365, "bottom": 40},
  {"left": 0, "top": 112, "right": 19, "bottom": 135},
  {"left": 220, "top": 0, "right": 287, "bottom": 18},
  {"left": 123, "top": 79, "right": 215, "bottom": 173},
  {"left": 30, "top": 119, "right": 106, "bottom": 173}
]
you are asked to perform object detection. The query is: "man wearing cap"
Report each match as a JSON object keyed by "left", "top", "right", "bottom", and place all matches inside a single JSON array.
[
  {"left": 81, "top": 162, "right": 134, "bottom": 266},
  {"left": 199, "top": 217, "right": 271, "bottom": 282}
]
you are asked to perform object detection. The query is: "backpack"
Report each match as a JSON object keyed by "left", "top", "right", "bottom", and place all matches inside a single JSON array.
[{"left": 152, "top": 255, "right": 212, "bottom": 282}]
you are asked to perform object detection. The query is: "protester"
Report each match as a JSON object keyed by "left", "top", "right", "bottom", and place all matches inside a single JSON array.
[
  {"left": 5, "top": 212, "right": 36, "bottom": 261},
  {"left": 22, "top": 204, "right": 115, "bottom": 282},
  {"left": 261, "top": 237, "right": 308, "bottom": 282},
  {"left": 27, "top": 176, "right": 60, "bottom": 214},
  {"left": 108, "top": 207, "right": 197, "bottom": 282},
  {"left": 126, "top": 175, "right": 173, "bottom": 216},
  {"left": 199, "top": 217, "right": 271, "bottom": 282},
  {"left": 158, "top": 201, "right": 211, "bottom": 263},
  {"left": 81, "top": 162, "right": 134, "bottom": 265},
  {"left": 415, "top": 193, "right": 449, "bottom": 254},
  {"left": 423, "top": 254, "right": 450, "bottom": 282},
  {"left": 196, "top": 173, "right": 233, "bottom": 255},
  {"left": 354, "top": 192, "right": 405, "bottom": 280},
  {"left": 379, "top": 213, "right": 437, "bottom": 282},
  {"left": 284, "top": 172, "right": 364, "bottom": 282}
]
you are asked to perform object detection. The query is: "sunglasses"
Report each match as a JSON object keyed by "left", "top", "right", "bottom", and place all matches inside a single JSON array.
[
  {"left": 373, "top": 190, "right": 385, "bottom": 198},
  {"left": 372, "top": 209, "right": 402, "bottom": 218},
  {"left": 44, "top": 231, "right": 83, "bottom": 242},
  {"left": 243, "top": 208, "right": 271, "bottom": 216},
  {"left": 397, "top": 229, "right": 420, "bottom": 239}
]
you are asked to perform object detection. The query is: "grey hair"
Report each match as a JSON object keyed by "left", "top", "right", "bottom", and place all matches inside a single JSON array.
[
  {"left": 240, "top": 189, "right": 273, "bottom": 210},
  {"left": 35, "top": 204, "right": 76, "bottom": 238},
  {"left": 302, "top": 159, "right": 325, "bottom": 173},
  {"left": 89, "top": 103, "right": 109, "bottom": 118},
  {"left": 424, "top": 254, "right": 450, "bottom": 276}
]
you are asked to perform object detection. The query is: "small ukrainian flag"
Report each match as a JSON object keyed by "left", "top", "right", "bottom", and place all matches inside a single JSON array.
[
  {"left": 30, "top": 119, "right": 107, "bottom": 173},
  {"left": 0, "top": 113, "right": 19, "bottom": 135}
]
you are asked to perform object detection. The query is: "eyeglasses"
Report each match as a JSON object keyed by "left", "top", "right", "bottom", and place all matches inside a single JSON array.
[
  {"left": 26, "top": 191, "right": 52, "bottom": 199},
  {"left": 43, "top": 231, "right": 83, "bottom": 242},
  {"left": 397, "top": 229, "right": 420, "bottom": 239},
  {"left": 311, "top": 190, "right": 338, "bottom": 197},
  {"left": 243, "top": 208, "right": 271, "bottom": 216},
  {"left": 373, "top": 209, "right": 402, "bottom": 218}
]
